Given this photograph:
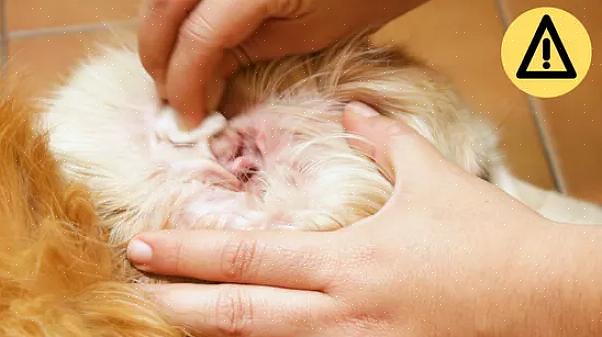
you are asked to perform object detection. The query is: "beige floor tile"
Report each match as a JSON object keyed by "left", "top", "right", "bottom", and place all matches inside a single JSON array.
[
  {"left": 375, "top": 0, "right": 556, "bottom": 190},
  {"left": 501, "top": 0, "right": 602, "bottom": 204},
  {"left": 7, "top": 30, "right": 128, "bottom": 98},
  {"left": 7, "top": 0, "right": 142, "bottom": 31}
]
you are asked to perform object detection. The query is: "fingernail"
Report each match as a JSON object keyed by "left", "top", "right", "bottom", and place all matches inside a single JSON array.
[
  {"left": 127, "top": 239, "right": 153, "bottom": 266},
  {"left": 346, "top": 101, "right": 379, "bottom": 118}
]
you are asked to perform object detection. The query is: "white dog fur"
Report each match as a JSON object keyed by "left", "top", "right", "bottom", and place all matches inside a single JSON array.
[{"left": 42, "top": 36, "right": 602, "bottom": 251}]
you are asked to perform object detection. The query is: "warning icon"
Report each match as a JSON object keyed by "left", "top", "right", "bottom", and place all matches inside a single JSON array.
[
  {"left": 516, "top": 15, "right": 576, "bottom": 79},
  {"left": 501, "top": 7, "right": 592, "bottom": 98}
]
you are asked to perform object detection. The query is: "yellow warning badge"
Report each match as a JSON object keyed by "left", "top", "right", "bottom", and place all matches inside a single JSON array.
[{"left": 501, "top": 7, "right": 591, "bottom": 98}]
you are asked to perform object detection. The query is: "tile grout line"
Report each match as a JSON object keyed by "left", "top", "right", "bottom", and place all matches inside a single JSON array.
[
  {"left": 8, "top": 19, "right": 138, "bottom": 40},
  {"left": 0, "top": 0, "right": 7, "bottom": 68},
  {"left": 524, "top": 97, "right": 567, "bottom": 193},
  {"left": 494, "top": 0, "right": 567, "bottom": 193}
]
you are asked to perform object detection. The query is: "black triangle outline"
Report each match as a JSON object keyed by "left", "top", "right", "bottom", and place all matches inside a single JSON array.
[{"left": 516, "top": 14, "right": 577, "bottom": 79}]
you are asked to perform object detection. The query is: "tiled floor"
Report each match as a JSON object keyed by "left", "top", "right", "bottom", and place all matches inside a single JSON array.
[
  {"left": 2, "top": 0, "right": 601, "bottom": 204},
  {"left": 6, "top": 0, "right": 140, "bottom": 31}
]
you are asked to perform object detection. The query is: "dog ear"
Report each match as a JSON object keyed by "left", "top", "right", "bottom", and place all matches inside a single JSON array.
[
  {"left": 312, "top": 36, "right": 501, "bottom": 179},
  {"left": 224, "top": 35, "right": 500, "bottom": 179}
]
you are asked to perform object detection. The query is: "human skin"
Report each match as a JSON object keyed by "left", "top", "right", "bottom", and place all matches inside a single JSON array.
[
  {"left": 138, "top": 0, "right": 427, "bottom": 126},
  {"left": 127, "top": 102, "right": 602, "bottom": 337}
]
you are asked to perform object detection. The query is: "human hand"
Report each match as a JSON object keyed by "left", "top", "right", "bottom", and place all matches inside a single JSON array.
[
  {"left": 127, "top": 102, "right": 602, "bottom": 336},
  {"left": 138, "top": 0, "right": 425, "bottom": 126}
]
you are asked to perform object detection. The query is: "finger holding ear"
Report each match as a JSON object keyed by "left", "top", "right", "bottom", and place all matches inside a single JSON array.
[{"left": 342, "top": 101, "right": 458, "bottom": 194}]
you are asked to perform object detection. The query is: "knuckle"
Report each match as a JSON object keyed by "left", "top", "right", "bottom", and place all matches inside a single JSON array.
[
  {"left": 383, "top": 122, "right": 406, "bottom": 138},
  {"left": 343, "top": 317, "right": 387, "bottom": 337},
  {"left": 172, "top": 235, "right": 188, "bottom": 274},
  {"left": 179, "top": 12, "right": 220, "bottom": 47},
  {"left": 220, "top": 236, "right": 260, "bottom": 281},
  {"left": 336, "top": 301, "right": 389, "bottom": 337},
  {"left": 266, "top": 0, "right": 313, "bottom": 19},
  {"left": 214, "top": 285, "right": 254, "bottom": 336}
]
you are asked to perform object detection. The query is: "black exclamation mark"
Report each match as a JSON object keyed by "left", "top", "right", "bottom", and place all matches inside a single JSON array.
[{"left": 542, "top": 38, "right": 551, "bottom": 69}]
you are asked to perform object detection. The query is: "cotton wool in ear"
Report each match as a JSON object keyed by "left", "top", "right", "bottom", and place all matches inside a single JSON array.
[{"left": 154, "top": 105, "right": 227, "bottom": 147}]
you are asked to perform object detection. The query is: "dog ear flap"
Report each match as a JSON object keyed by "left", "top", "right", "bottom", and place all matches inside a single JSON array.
[
  {"left": 223, "top": 34, "right": 499, "bottom": 182},
  {"left": 311, "top": 36, "right": 501, "bottom": 179}
]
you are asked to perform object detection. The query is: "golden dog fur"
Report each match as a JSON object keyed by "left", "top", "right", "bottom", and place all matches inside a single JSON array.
[{"left": 0, "top": 94, "right": 183, "bottom": 336}]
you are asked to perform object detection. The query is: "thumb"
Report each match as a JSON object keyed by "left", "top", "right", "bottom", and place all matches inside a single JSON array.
[{"left": 342, "top": 101, "right": 450, "bottom": 188}]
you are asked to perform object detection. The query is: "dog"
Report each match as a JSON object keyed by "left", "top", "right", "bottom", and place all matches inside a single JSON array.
[{"left": 1, "top": 34, "right": 600, "bottom": 336}]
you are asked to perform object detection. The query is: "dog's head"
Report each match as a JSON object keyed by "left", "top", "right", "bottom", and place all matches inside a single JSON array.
[{"left": 44, "top": 37, "right": 497, "bottom": 244}]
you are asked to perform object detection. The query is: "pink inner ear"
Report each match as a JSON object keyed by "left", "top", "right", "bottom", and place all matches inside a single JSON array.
[
  {"left": 255, "top": 129, "right": 268, "bottom": 155},
  {"left": 168, "top": 160, "right": 241, "bottom": 190},
  {"left": 211, "top": 127, "right": 264, "bottom": 184},
  {"left": 209, "top": 128, "right": 240, "bottom": 162}
]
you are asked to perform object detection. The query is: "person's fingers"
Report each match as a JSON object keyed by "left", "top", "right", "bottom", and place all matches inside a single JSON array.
[
  {"left": 235, "top": 17, "right": 337, "bottom": 62},
  {"left": 138, "top": 0, "right": 200, "bottom": 98},
  {"left": 342, "top": 101, "right": 450, "bottom": 188},
  {"left": 127, "top": 229, "right": 342, "bottom": 291},
  {"left": 165, "top": 0, "right": 274, "bottom": 126},
  {"left": 145, "top": 283, "right": 335, "bottom": 337}
]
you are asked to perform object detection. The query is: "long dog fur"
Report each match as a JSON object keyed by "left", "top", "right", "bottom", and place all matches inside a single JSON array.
[{"left": 0, "top": 93, "right": 183, "bottom": 336}]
